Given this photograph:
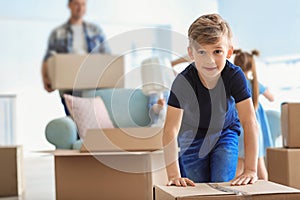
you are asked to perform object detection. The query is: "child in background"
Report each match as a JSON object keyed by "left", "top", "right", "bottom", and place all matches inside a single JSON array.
[
  {"left": 148, "top": 57, "right": 192, "bottom": 126},
  {"left": 233, "top": 49, "right": 275, "bottom": 180},
  {"left": 148, "top": 92, "right": 169, "bottom": 126},
  {"left": 163, "top": 13, "right": 259, "bottom": 187}
]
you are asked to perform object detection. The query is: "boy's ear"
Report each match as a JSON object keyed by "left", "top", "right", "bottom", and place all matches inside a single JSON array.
[
  {"left": 187, "top": 46, "right": 194, "bottom": 60},
  {"left": 227, "top": 46, "right": 234, "bottom": 59}
]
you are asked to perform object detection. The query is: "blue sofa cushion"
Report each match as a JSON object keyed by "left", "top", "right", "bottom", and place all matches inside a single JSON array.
[{"left": 82, "top": 88, "right": 151, "bottom": 127}]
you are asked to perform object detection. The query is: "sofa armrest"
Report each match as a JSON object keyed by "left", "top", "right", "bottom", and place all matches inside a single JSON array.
[
  {"left": 45, "top": 116, "right": 78, "bottom": 149},
  {"left": 265, "top": 109, "right": 281, "bottom": 144}
]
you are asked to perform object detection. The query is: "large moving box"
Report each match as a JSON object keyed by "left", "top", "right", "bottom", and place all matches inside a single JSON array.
[
  {"left": 53, "top": 150, "right": 167, "bottom": 200},
  {"left": 281, "top": 102, "right": 300, "bottom": 147},
  {"left": 0, "top": 145, "right": 23, "bottom": 197},
  {"left": 47, "top": 54, "right": 124, "bottom": 89},
  {"left": 267, "top": 147, "right": 300, "bottom": 189},
  {"left": 154, "top": 180, "right": 300, "bottom": 200},
  {"left": 46, "top": 126, "right": 168, "bottom": 199}
]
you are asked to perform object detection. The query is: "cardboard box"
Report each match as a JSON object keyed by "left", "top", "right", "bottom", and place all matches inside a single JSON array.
[
  {"left": 281, "top": 102, "right": 300, "bottom": 147},
  {"left": 81, "top": 127, "right": 163, "bottom": 152},
  {"left": 47, "top": 54, "right": 125, "bottom": 89},
  {"left": 267, "top": 147, "right": 300, "bottom": 189},
  {"left": 0, "top": 145, "right": 23, "bottom": 196},
  {"left": 53, "top": 150, "right": 167, "bottom": 200},
  {"left": 154, "top": 180, "right": 300, "bottom": 200}
]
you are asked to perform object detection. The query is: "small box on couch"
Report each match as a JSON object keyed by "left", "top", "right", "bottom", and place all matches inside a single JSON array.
[{"left": 81, "top": 127, "right": 163, "bottom": 152}]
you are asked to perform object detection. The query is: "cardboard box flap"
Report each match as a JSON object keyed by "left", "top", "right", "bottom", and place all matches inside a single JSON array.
[
  {"left": 227, "top": 180, "right": 300, "bottom": 195},
  {"left": 155, "top": 184, "right": 231, "bottom": 198},
  {"left": 37, "top": 149, "right": 163, "bottom": 157},
  {"left": 81, "top": 127, "right": 163, "bottom": 152},
  {"left": 155, "top": 180, "right": 300, "bottom": 198}
]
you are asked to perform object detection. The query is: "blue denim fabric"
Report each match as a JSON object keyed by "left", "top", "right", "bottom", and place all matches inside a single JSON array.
[{"left": 178, "top": 129, "right": 238, "bottom": 183}]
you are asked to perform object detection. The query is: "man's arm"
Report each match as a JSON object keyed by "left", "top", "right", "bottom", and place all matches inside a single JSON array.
[{"left": 171, "top": 55, "right": 191, "bottom": 67}]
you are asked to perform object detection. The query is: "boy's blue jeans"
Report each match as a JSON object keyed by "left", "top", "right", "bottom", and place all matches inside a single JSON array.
[{"left": 178, "top": 129, "right": 238, "bottom": 183}]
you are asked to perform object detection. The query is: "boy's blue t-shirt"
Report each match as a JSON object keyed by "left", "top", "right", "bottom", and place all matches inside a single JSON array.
[{"left": 168, "top": 60, "right": 251, "bottom": 138}]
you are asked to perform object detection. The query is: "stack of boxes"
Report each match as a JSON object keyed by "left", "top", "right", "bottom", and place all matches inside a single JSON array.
[
  {"left": 46, "top": 54, "right": 168, "bottom": 199},
  {"left": 267, "top": 102, "right": 300, "bottom": 189},
  {"left": 52, "top": 128, "right": 168, "bottom": 200}
]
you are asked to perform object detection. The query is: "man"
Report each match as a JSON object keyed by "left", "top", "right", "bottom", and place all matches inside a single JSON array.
[{"left": 41, "top": 0, "right": 110, "bottom": 115}]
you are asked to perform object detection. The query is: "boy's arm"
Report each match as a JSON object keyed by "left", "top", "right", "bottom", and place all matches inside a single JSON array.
[
  {"left": 232, "top": 98, "right": 258, "bottom": 185},
  {"left": 163, "top": 105, "right": 195, "bottom": 187}
]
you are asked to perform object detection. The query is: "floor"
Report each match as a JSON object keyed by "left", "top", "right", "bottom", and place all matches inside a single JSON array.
[{"left": 0, "top": 154, "right": 55, "bottom": 200}]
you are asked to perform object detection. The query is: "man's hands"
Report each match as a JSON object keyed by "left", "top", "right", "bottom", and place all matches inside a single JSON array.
[
  {"left": 231, "top": 169, "right": 258, "bottom": 186},
  {"left": 152, "top": 98, "right": 166, "bottom": 114},
  {"left": 167, "top": 177, "right": 195, "bottom": 187},
  {"left": 157, "top": 98, "right": 166, "bottom": 107},
  {"left": 42, "top": 61, "right": 54, "bottom": 92},
  {"left": 43, "top": 75, "right": 54, "bottom": 92}
]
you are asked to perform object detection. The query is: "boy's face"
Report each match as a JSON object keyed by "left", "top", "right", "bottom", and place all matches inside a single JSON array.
[{"left": 188, "top": 36, "right": 233, "bottom": 82}]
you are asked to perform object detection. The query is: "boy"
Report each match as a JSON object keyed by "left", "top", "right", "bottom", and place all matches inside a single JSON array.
[{"left": 163, "top": 14, "right": 259, "bottom": 187}]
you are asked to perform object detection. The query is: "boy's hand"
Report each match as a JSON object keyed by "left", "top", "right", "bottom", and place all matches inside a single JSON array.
[
  {"left": 231, "top": 169, "right": 257, "bottom": 186},
  {"left": 167, "top": 177, "right": 195, "bottom": 187}
]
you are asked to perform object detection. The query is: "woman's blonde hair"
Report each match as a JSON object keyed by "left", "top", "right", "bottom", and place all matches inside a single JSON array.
[
  {"left": 188, "top": 14, "right": 233, "bottom": 47},
  {"left": 233, "top": 49, "right": 260, "bottom": 110}
]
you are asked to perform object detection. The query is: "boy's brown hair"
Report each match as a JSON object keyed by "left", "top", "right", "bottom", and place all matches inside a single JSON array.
[{"left": 188, "top": 14, "right": 233, "bottom": 47}]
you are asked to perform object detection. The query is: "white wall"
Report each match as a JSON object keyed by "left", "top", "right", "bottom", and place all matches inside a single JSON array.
[
  {"left": 218, "top": 0, "right": 300, "bottom": 58},
  {"left": 0, "top": 0, "right": 218, "bottom": 154},
  {"left": 218, "top": 0, "right": 300, "bottom": 113}
]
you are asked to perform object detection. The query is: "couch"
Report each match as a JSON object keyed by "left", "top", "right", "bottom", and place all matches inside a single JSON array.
[
  {"left": 45, "top": 88, "right": 282, "bottom": 149},
  {"left": 265, "top": 109, "right": 281, "bottom": 146},
  {"left": 45, "top": 88, "right": 151, "bottom": 149}
]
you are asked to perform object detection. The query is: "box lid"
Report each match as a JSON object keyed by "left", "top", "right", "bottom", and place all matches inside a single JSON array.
[{"left": 154, "top": 180, "right": 300, "bottom": 199}]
